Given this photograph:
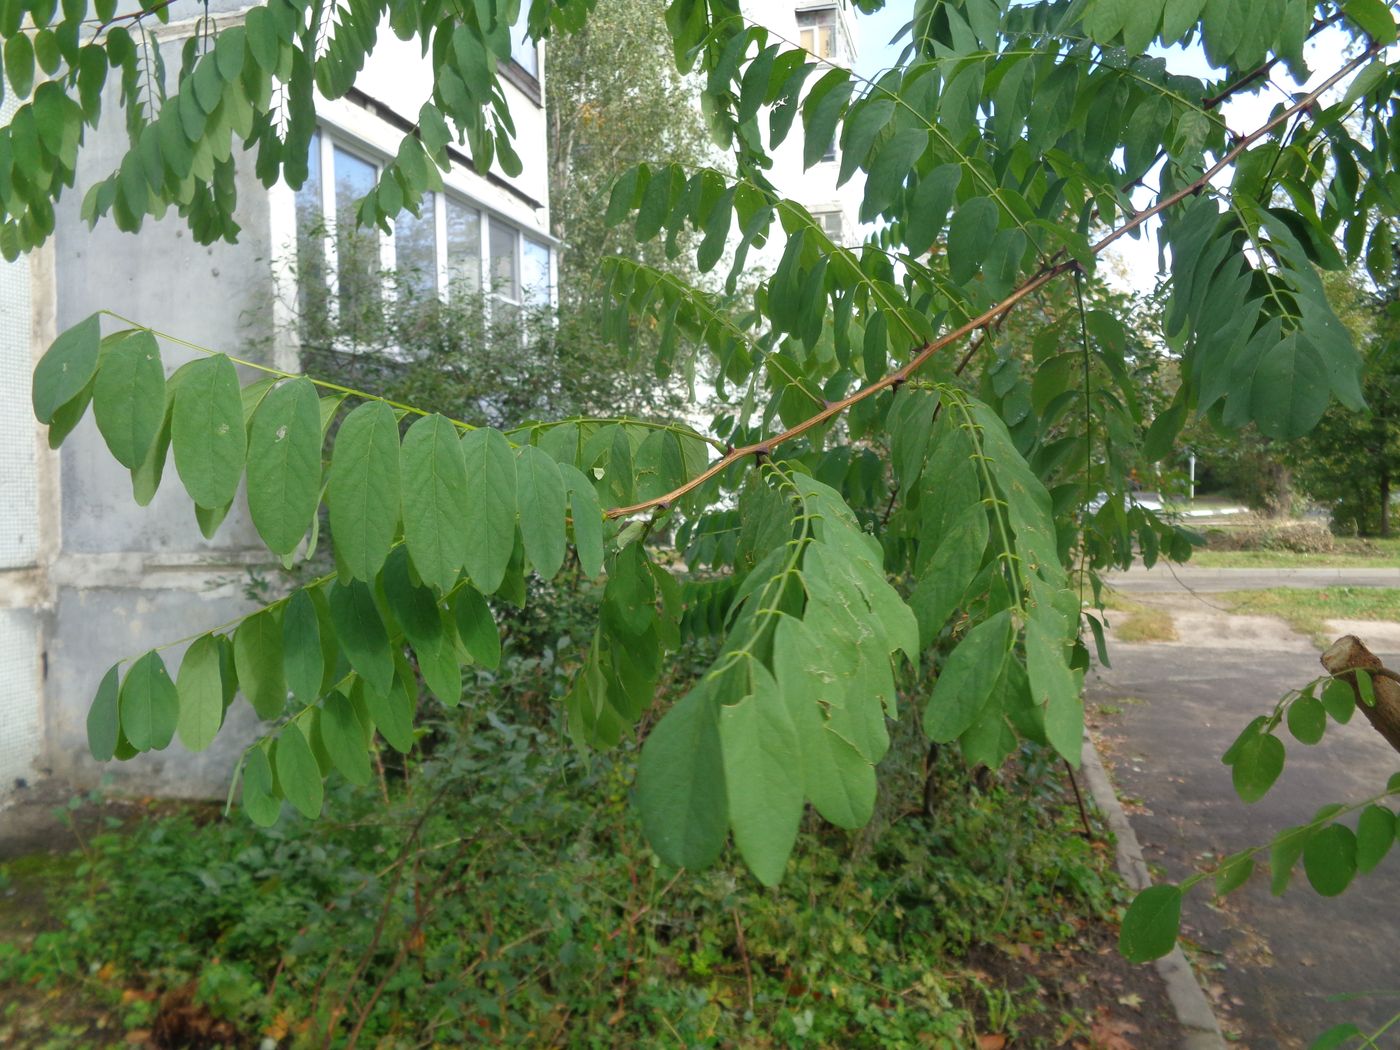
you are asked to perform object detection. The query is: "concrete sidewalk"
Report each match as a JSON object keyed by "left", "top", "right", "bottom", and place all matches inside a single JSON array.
[
  {"left": 1088, "top": 614, "right": 1400, "bottom": 1047},
  {"left": 1108, "top": 565, "right": 1400, "bottom": 594}
]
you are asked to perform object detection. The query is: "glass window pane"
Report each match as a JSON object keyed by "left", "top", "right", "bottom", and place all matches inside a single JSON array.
[
  {"left": 522, "top": 238, "right": 551, "bottom": 308},
  {"left": 489, "top": 219, "right": 518, "bottom": 301},
  {"left": 797, "top": 9, "right": 837, "bottom": 59},
  {"left": 394, "top": 194, "right": 437, "bottom": 300},
  {"left": 446, "top": 200, "right": 481, "bottom": 296},
  {"left": 295, "top": 132, "right": 325, "bottom": 328},
  {"left": 333, "top": 146, "right": 380, "bottom": 318},
  {"left": 511, "top": 18, "right": 538, "bottom": 77}
]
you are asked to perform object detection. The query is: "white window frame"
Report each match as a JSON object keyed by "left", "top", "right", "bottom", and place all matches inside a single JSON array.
[{"left": 294, "top": 127, "right": 559, "bottom": 348}]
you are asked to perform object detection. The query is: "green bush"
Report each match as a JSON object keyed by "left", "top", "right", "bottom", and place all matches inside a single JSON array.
[{"left": 1, "top": 692, "right": 1118, "bottom": 1048}]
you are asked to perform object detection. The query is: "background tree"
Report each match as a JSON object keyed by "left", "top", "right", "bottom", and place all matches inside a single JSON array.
[
  {"left": 544, "top": 0, "right": 714, "bottom": 307},
  {"left": 1288, "top": 324, "right": 1400, "bottom": 537}
]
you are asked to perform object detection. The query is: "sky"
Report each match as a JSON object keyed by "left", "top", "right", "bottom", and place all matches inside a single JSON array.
[{"left": 847, "top": 2, "right": 1363, "bottom": 295}]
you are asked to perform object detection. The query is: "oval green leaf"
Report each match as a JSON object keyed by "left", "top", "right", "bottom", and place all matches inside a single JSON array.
[
  {"left": 401, "top": 414, "right": 470, "bottom": 593},
  {"left": 175, "top": 634, "right": 225, "bottom": 753},
  {"left": 172, "top": 354, "right": 247, "bottom": 510},
  {"left": 247, "top": 377, "right": 322, "bottom": 554},
  {"left": 328, "top": 400, "right": 401, "bottom": 581},
  {"left": 93, "top": 329, "right": 166, "bottom": 468},
  {"left": 119, "top": 650, "right": 179, "bottom": 752}
]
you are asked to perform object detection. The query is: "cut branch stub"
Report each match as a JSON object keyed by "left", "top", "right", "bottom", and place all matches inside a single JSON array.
[{"left": 1320, "top": 635, "right": 1400, "bottom": 756}]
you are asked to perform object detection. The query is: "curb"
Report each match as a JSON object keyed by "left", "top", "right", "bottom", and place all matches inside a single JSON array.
[{"left": 1079, "top": 734, "right": 1227, "bottom": 1050}]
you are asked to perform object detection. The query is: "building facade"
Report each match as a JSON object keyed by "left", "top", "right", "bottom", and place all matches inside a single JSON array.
[
  {"left": 0, "top": 6, "right": 554, "bottom": 799},
  {"left": 741, "top": 0, "right": 864, "bottom": 269}
]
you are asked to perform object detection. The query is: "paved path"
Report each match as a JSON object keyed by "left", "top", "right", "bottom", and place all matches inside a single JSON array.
[
  {"left": 1109, "top": 565, "right": 1400, "bottom": 594},
  {"left": 1088, "top": 616, "right": 1400, "bottom": 1048}
]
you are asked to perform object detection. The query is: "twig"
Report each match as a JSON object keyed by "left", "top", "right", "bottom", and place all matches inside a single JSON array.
[
  {"left": 1063, "top": 758, "right": 1094, "bottom": 840},
  {"left": 732, "top": 908, "right": 755, "bottom": 1014}
]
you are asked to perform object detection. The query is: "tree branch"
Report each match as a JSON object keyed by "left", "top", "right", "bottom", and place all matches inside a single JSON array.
[{"left": 603, "top": 46, "right": 1378, "bottom": 520}]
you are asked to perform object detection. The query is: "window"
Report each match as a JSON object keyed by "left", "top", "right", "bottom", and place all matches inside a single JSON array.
[
  {"left": 333, "top": 146, "right": 381, "bottom": 320},
  {"left": 814, "top": 209, "right": 844, "bottom": 243},
  {"left": 446, "top": 199, "right": 482, "bottom": 295},
  {"left": 394, "top": 194, "right": 436, "bottom": 299},
  {"left": 522, "top": 238, "right": 552, "bottom": 308},
  {"left": 511, "top": 16, "right": 538, "bottom": 78},
  {"left": 797, "top": 8, "right": 837, "bottom": 60},
  {"left": 294, "top": 132, "right": 325, "bottom": 325},
  {"left": 821, "top": 135, "right": 837, "bottom": 164},
  {"left": 293, "top": 131, "right": 554, "bottom": 335}
]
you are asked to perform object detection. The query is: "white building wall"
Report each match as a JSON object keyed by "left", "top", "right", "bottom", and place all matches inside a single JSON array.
[
  {"left": 13, "top": 8, "right": 554, "bottom": 800},
  {"left": 0, "top": 88, "right": 47, "bottom": 789},
  {"left": 741, "top": 0, "right": 865, "bottom": 273}
]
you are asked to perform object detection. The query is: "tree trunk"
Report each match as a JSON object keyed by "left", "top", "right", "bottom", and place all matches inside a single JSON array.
[{"left": 1381, "top": 470, "right": 1391, "bottom": 538}]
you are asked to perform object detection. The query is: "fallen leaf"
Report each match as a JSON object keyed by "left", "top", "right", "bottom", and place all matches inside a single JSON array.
[{"left": 1117, "top": 992, "right": 1144, "bottom": 1010}]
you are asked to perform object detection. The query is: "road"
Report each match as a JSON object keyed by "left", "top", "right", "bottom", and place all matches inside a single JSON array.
[
  {"left": 1109, "top": 565, "right": 1400, "bottom": 594},
  {"left": 1088, "top": 612, "right": 1400, "bottom": 1048}
]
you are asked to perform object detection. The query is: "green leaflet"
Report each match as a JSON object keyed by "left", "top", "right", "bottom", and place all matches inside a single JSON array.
[
  {"left": 275, "top": 722, "right": 324, "bottom": 819},
  {"left": 1249, "top": 333, "right": 1330, "bottom": 440},
  {"left": 515, "top": 444, "right": 567, "bottom": 579},
  {"left": 862, "top": 127, "right": 928, "bottom": 222},
  {"left": 947, "top": 197, "right": 998, "bottom": 285},
  {"left": 328, "top": 400, "right": 402, "bottom": 581},
  {"left": 240, "top": 745, "right": 282, "bottom": 827},
  {"left": 318, "top": 691, "right": 372, "bottom": 786},
  {"left": 923, "top": 611, "right": 1012, "bottom": 743},
  {"left": 382, "top": 547, "right": 461, "bottom": 704},
  {"left": 451, "top": 585, "right": 500, "bottom": 669},
  {"left": 909, "top": 502, "right": 987, "bottom": 646},
  {"left": 1118, "top": 883, "right": 1182, "bottom": 962},
  {"left": 33, "top": 313, "right": 100, "bottom": 425},
  {"left": 92, "top": 329, "right": 166, "bottom": 468},
  {"left": 281, "top": 589, "right": 324, "bottom": 706},
  {"left": 1303, "top": 825, "right": 1357, "bottom": 897},
  {"left": 1228, "top": 730, "right": 1285, "bottom": 803},
  {"left": 401, "top": 414, "right": 471, "bottom": 593},
  {"left": 130, "top": 377, "right": 175, "bottom": 506},
  {"left": 1025, "top": 613, "right": 1083, "bottom": 763},
  {"left": 459, "top": 427, "right": 517, "bottom": 594},
  {"left": 87, "top": 663, "right": 121, "bottom": 762},
  {"left": 247, "top": 377, "right": 322, "bottom": 554},
  {"left": 636, "top": 676, "right": 728, "bottom": 871},
  {"left": 175, "top": 635, "right": 224, "bottom": 753},
  {"left": 560, "top": 463, "right": 604, "bottom": 578},
  {"left": 1285, "top": 695, "right": 1326, "bottom": 745},
  {"left": 888, "top": 386, "right": 937, "bottom": 497},
  {"left": 718, "top": 660, "right": 803, "bottom": 888},
  {"left": 773, "top": 615, "right": 876, "bottom": 830},
  {"left": 233, "top": 608, "right": 286, "bottom": 720},
  {"left": 172, "top": 355, "right": 247, "bottom": 510},
  {"left": 1355, "top": 805, "right": 1396, "bottom": 874},
  {"left": 327, "top": 579, "right": 394, "bottom": 700},
  {"left": 361, "top": 670, "right": 415, "bottom": 753},
  {"left": 633, "top": 429, "right": 686, "bottom": 504},
  {"left": 119, "top": 650, "right": 179, "bottom": 752},
  {"left": 905, "top": 163, "right": 962, "bottom": 256}
]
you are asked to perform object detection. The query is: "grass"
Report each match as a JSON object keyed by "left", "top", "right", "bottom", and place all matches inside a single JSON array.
[
  {"left": 1188, "top": 536, "right": 1400, "bottom": 569},
  {"left": 1218, "top": 587, "right": 1400, "bottom": 647},
  {"left": 1097, "top": 595, "right": 1178, "bottom": 643}
]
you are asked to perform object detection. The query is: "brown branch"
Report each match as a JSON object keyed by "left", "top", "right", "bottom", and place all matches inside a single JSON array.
[
  {"left": 603, "top": 45, "right": 1378, "bottom": 520},
  {"left": 1201, "top": 12, "right": 1345, "bottom": 109},
  {"left": 1321, "top": 635, "right": 1400, "bottom": 756}
]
